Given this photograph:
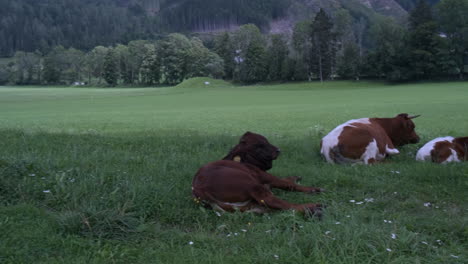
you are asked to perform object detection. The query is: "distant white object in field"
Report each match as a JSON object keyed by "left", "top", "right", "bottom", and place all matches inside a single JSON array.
[{"left": 204, "top": 81, "right": 210, "bottom": 85}]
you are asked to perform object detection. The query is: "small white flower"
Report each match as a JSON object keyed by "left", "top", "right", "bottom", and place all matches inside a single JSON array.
[
  {"left": 394, "top": 192, "right": 398, "bottom": 194},
  {"left": 43, "top": 190, "right": 51, "bottom": 193},
  {"left": 227, "top": 233, "right": 231, "bottom": 237},
  {"left": 386, "top": 248, "right": 392, "bottom": 252},
  {"left": 299, "top": 225, "right": 304, "bottom": 228},
  {"left": 424, "top": 202, "right": 431, "bottom": 207},
  {"left": 335, "top": 222, "right": 341, "bottom": 225},
  {"left": 391, "top": 233, "right": 397, "bottom": 239},
  {"left": 274, "top": 254, "right": 279, "bottom": 260},
  {"left": 346, "top": 215, "right": 351, "bottom": 218},
  {"left": 349, "top": 200, "right": 356, "bottom": 203},
  {"left": 388, "top": 220, "right": 392, "bottom": 223},
  {"left": 364, "top": 198, "right": 374, "bottom": 203},
  {"left": 234, "top": 233, "right": 238, "bottom": 236},
  {"left": 384, "top": 220, "right": 388, "bottom": 223},
  {"left": 29, "top": 173, "right": 36, "bottom": 177},
  {"left": 325, "top": 231, "right": 332, "bottom": 235},
  {"left": 391, "top": 171, "right": 400, "bottom": 174},
  {"left": 188, "top": 241, "right": 194, "bottom": 245},
  {"left": 215, "top": 212, "right": 221, "bottom": 217},
  {"left": 450, "top": 255, "right": 459, "bottom": 259},
  {"left": 421, "top": 241, "right": 428, "bottom": 245},
  {"left": 356, "top": 201, "right": 364, "bottom": 205},
  {"left": 241, "top": 229, "right": 247, "bottom": 232},
  {"left": 436, "top": 239, "right": 443, "bottom": 245}
]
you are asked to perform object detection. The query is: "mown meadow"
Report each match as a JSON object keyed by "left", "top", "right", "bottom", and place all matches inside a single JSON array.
[{"left": 0, "top": 78, "right": 467, "bottom": 263}]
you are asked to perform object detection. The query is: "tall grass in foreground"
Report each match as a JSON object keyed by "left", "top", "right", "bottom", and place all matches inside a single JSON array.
[{"left": 0, "top": 79, "right": 467, "bottom": 263}]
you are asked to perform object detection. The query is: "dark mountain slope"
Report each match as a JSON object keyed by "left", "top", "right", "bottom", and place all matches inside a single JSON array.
[{"left": 0, "top": 0, "right": 439, "bottom": 56}]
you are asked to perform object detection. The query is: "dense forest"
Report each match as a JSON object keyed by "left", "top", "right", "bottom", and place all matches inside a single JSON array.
[
  {"left": 1, "top": 0, "right": 466, "bottom": 85},
  {"left": 0, "top": 0, "right": 441, "bottom": 57}
]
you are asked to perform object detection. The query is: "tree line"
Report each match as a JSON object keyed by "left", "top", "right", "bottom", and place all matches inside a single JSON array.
[{"left": 1, "top": 0, "right": 467, "bottom": 86}]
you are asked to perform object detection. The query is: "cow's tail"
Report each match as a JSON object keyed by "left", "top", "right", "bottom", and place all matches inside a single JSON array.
[{"left": 329, "top": 145, "right": 356, "bottom": 164}]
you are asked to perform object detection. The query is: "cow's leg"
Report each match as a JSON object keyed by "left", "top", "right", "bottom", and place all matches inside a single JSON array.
[
  {"left": 260, "top": 172, "right": 323, "bottom": 193},
  {"left": 248, "top": 185, "right": 323, "bottom": 215},
  {"left": 284, "top": 176, "right": 301, "bottom": 184}
]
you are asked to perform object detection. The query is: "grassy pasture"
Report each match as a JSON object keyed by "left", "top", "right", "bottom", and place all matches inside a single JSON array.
[{"left": 0, "top": 78, "right": 467, "bottom": 263}]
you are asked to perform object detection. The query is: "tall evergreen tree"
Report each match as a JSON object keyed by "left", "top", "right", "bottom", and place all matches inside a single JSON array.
[
  {"left": 232, "top": 24, "right": 268, "bottom": 83},
  {"left": 128, "top": 40, "right": 152, "bottom": 84},
  {"left": 87, "top": 46, "right": 109, "bottom": 84},
  {"left": 337, "top": 43, "right": 361, "bottom": 80},
  {"left": 114, "top": 44, "right": 133, "bottom": 85},
  {"left": 244, "top": 39, "right": 268, "bottom": 83},
  {"left": 267, "top": 34, "right": 289, "bottom": 81},
  {"left": 140, "top": 44, "right": 161, "bottom": 85},
  {"left": 214, "top": 32, "right": 234, "bottom": 79},
  {"left": 408, "top": 0, "right": 440, "bottom": 79},
  {"left": 436, "top": 0, "right": 468, "bottom": 79},
  {"left": 160, "top": 34, "right": 192, "bottom": 85},
  {"left": 311, "top": 9, "right": 336, "bottom": 82},
  {"left": 367, "top": 17, "right": 410, "bottom": 81},
  {"left": 292, "top": 20, "right": 313, "bottom": 81},
  {"left": 43, "top": 56, "right": 60, "bottom": 84},
  {"left": 103, "top": 49, "right": 118, "bottom": 86}
]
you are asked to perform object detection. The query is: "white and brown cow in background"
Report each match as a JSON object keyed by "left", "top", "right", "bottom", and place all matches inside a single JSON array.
[
  {"left": 416, "top": 136, "right": 468, "bottom": 163},
  {"left": 320, "top": 113, "right": 420, "bottom": 164}
]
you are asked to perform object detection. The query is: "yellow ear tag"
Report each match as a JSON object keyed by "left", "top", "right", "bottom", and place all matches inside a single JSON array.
[{"left": 233, "top": 156, "right": 241, "bottom": 162}]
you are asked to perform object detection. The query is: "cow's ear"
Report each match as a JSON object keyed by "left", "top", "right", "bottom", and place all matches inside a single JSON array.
[
  {"left": 240, "top": 131, "right": 253, "bottom": 143},
  {"left": 397, "top": 113, "right": 409, "bottom": 119},
  {"left": 243, "top": 131, "right": 253, "bottom": 137}
]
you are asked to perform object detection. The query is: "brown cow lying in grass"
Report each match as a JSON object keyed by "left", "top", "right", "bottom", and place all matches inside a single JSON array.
[{"left": 192, "top": 132, "right": 323, "bottom": 216}]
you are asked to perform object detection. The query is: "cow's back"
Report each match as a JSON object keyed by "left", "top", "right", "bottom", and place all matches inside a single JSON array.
[
  {"left": 321, "top": 118, "right": 372, "bottom": 163},
  {"left": 192, "top": 160, "right": 262, "bottom": 203},
  {"left": 416, "top": 137, "right": 463, "bottom": 163},
  {"left": 321, "top": 118, "right": 394, "bottom": 164}
]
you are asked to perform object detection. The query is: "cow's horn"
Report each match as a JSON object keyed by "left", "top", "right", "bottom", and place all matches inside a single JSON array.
[{"left": 408, "top": 114, "right": 421, "bottom": 119}]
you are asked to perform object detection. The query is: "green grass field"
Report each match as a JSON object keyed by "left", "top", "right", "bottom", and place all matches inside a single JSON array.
[{"left": 1, "top": 78, "right": 467, "bottom": 263}]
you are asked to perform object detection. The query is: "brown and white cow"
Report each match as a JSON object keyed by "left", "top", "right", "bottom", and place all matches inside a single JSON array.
[
  {"left": 416, "top": 136, "right": 468, "bottom": 163},
  {"left": 192, "top": 132, "right": 323, "bottom": 216},
  {"left": 320, "top": 113, "right": 420, "bottom": 164}
]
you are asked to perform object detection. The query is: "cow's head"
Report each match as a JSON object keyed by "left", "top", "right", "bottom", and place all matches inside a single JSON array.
[
  {"left": 455, "top": 137, "right": 468, "bottom": 159},
  {"left": 223, "top": 131, "right": 281, "bottom": 171},
  {"left": 391, "top": 113, "right": 420, "bottom": 146}
]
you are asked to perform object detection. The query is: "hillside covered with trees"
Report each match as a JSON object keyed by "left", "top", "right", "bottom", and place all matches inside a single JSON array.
[
  {"left": 1, "top": 0, "right": 466, "bottom": 85},
  {"left": 0, "top": 0, "right": 442, "bottom": 57}
]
